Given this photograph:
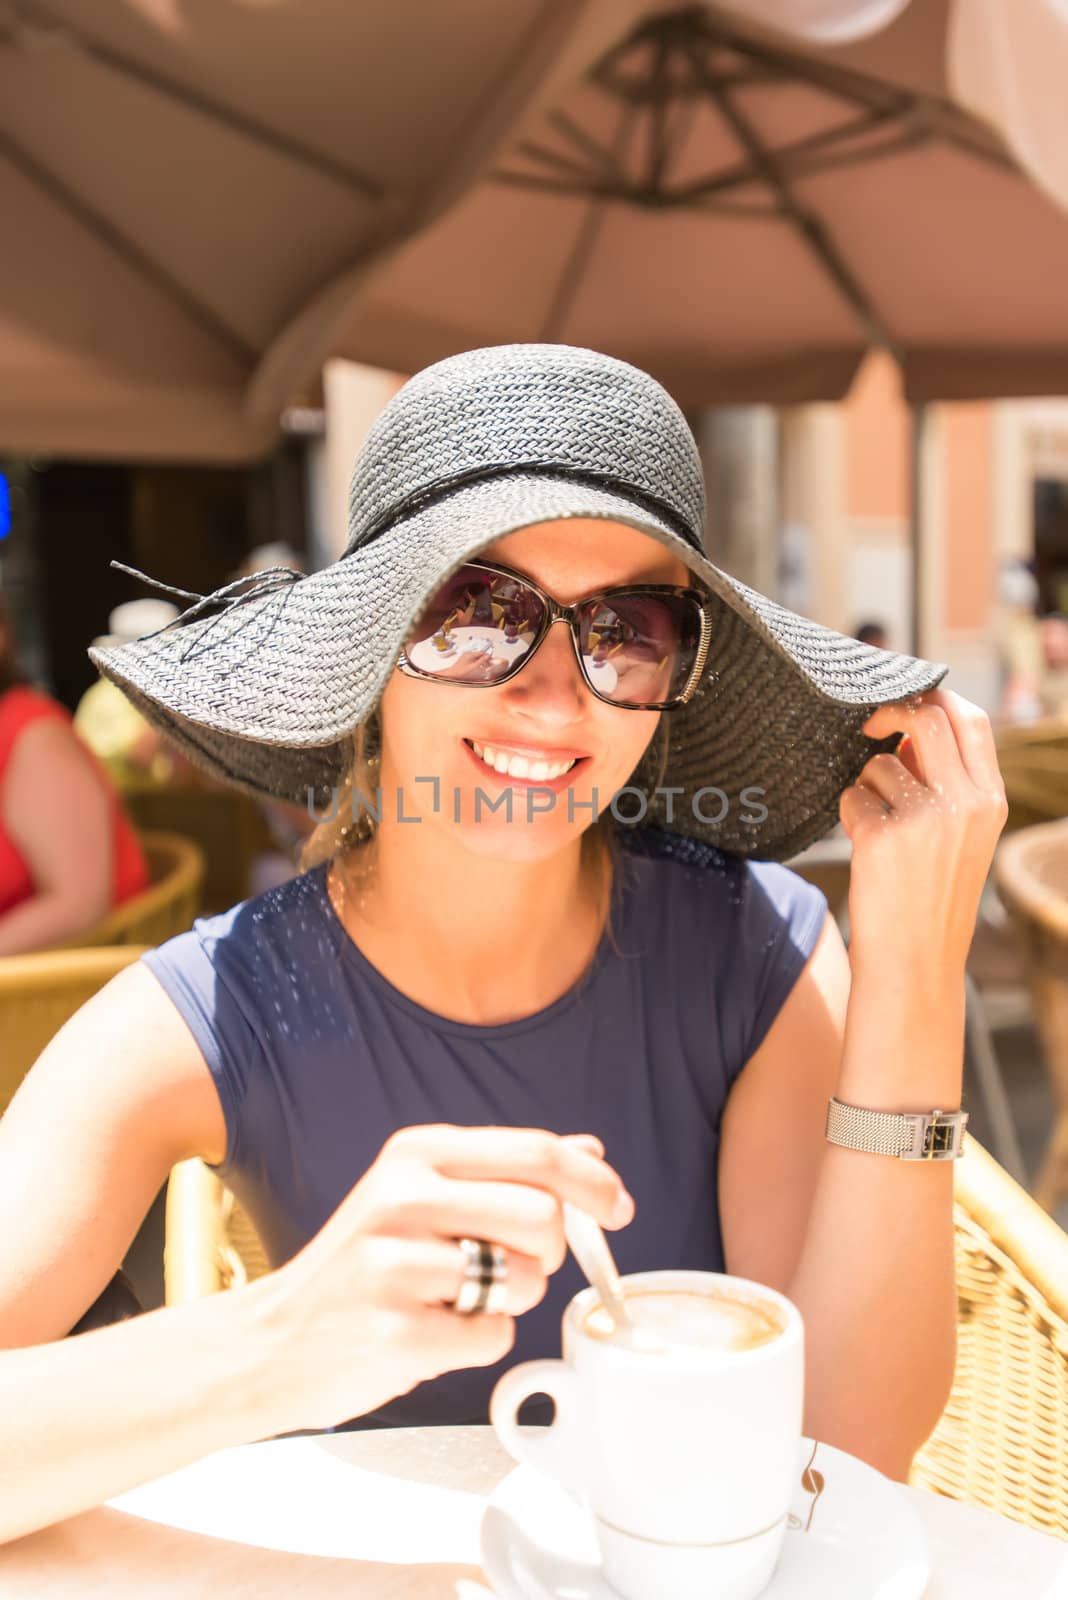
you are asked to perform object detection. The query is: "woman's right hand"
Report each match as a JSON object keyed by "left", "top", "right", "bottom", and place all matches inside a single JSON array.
[{"left": 258, "top": 1124, "right": 634, "bottom": 1432}]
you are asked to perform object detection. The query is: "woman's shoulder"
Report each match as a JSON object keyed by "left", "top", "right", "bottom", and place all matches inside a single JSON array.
[
  {"left": 0, "top": 684, "right": 73, "bottom": 768},
  {"left": 0, "top": 683, "right": 70, "bottom": 734},
  {"left": 617, "top": 827, "right": 827, "bottom": 945},
  {"left": 142, "top": 861, "right": 341, "bottom": 1032}
]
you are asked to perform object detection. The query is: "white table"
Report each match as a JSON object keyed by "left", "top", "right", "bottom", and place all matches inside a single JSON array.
[{"left": 0, "top": 1427, "right": 1064, "bottom": 1597}]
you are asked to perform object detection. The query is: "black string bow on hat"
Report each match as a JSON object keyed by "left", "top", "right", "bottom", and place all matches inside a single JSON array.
[{"left": 107, "top": 561, "right": 304, "bottom": 663}]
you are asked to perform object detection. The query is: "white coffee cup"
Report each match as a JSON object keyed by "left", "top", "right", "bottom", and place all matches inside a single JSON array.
[{"left": 490, "top": 1269, "right": 804, "bottom": 1600}]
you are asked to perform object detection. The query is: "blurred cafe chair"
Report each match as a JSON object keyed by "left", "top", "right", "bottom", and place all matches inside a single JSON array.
[
  {"left": 786, "top": 832, "right": 852, "bottom": 939},
  {"left": 121, "top": 782, "right": 276, "bottom": 915},
  {"left": 0, "top": 944, "right": 147, "bottom": 1118},
  {"left": 994, "top": 714, "right": 1068, "bottom": 834},
  {"left": 909, "top": 1133, "right": 1068, "bottom": 1540},
  {"left": 48, "top": 830, "right": 204, "bottom": 953},
  {"left": 994, "top": 818, "right": 1068, "bottom": 1217},
  {"left": 164, "top": 1158, "right": 270, "bottom": 1303}
]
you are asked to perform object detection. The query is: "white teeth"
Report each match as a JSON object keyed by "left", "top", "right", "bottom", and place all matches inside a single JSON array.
[{"left": 471, "top": 741, "right": 577, "bottom": 781}]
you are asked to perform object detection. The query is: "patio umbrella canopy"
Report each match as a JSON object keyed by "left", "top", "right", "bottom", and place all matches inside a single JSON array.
[
  {"left": 327, "top": 0, "right": 1068, "bottom": 409},
  {"left": 6, "top": 0, "right": 1068, "bottom": 464},
  {"left": 0, "top": 0, "right": 625, "bottom": 461}
]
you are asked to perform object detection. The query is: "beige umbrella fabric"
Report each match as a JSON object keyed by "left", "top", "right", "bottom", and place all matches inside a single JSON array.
[
  {"left": 322, "top": 0, "right": 1068, "bottom": 407},
  {"left": 7, "top": 0, "right": 1068, "bottom": 465},
  {"left": 0, "top": 0, "right": 622, "bottom": 461}
]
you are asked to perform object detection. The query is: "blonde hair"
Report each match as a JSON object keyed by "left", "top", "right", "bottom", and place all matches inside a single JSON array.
[{"left": 300, "top": 706, "right": 671, "bottom": 958}]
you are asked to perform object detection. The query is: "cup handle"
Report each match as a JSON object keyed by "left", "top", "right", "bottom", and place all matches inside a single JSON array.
[{"left": 490, "top": 1359, "right": 589, "bottom": 1494}]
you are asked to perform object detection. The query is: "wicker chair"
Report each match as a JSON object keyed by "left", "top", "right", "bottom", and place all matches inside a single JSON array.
[
  {"left": 48, "top": 830, "right": 204, "bottom": 952},
  {"left": 0, "top": 944, "right": 147, "bottom": 1116},
  {"left": 909, "top": 1133, "right": 1068, "bottom": 1539},
  {"left": 994, "top": 716, "right": 1068, "bottom": 834},
  {"left": 164, "top": 1158, "right": 271, "bottom": 1302},
  {"left": 786, "top": 833, "right": 852, "bottom": 935},
  {"left": 121, "top": 783, "right": 276, "bottom": 915},
  {"left": 993, "top": 818, "right": 1068, "bottom": 1217}
]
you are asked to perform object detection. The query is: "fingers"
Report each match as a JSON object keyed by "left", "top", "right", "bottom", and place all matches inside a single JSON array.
[
  {"left": 419, "top": 1177, "right": 572, "bottom": 1271},
  {"left": 862, "top": 689, "right": 1004, "bottom": 795},
  {"left": 362, "top": 1235, "right": 548, "bottom": 1317},
  {"left": 390, "top": 1125, "right": 633, "bottom": 1232},
  {"left": 417, "top": 1304, "right": 517, "bottom": 1372},
  {"left": 839, "top": 781, "right": 891, "bottom": 835},
  {"left": 561, "top": 1133, "right": 604, "bottom": 1157}
]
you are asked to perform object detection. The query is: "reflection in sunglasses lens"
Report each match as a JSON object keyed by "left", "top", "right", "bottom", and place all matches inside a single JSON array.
[
  {"left": 405, "top": 570, "right": 544, "bottom": 683},
  {"left": 580, "top": 593, "right": 699, "bottom": 705}
]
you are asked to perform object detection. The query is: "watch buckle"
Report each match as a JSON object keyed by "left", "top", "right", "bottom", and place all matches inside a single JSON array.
[{"left": 903, "top": 1110, "right": 964, "bottom": 1161}]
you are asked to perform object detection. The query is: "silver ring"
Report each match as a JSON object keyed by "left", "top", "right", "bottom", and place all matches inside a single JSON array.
[{"left": 451, "top": 1236, "right": 509, "bottom": 1316}]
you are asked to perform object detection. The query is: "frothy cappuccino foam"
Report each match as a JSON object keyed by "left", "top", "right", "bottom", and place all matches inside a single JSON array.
[{"left": 582, "top": 1289, "right": 785, "bottom": 1354}]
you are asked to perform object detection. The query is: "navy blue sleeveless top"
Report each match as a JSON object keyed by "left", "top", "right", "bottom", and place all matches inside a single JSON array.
[{"left": 142, "top": 829, "right": 826, "bottom": 1429}]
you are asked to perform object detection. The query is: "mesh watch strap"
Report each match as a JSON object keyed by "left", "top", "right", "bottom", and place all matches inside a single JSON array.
[{"left": 825, "top": 1097, "right": 968, "bottom": 1160}]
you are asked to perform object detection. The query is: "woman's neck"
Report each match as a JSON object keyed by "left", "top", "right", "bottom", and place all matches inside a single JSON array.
[{"left": 327, "top": 824, "right": 614, "bottom": 1027}]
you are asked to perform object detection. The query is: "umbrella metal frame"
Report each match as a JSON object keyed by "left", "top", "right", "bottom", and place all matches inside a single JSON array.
[{"left": 491, "top": 7, "right": 1022, "bottom": 656}]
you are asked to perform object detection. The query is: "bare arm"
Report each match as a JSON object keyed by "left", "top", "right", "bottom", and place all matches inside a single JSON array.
[
  {"left": 720, "top": 914, "right": 956, "bottom": 1484},
  {"left": 720, "top": 913, "right": 955, "bottom": 1482},
  {"left": 0, "top": 964, "right": 632, "bottom": 1545},
  {"left": 721, "top": 689, "right": 1007, "bottom": 1485},
  {"left": 0, "top": 720, "right": 113, "bottom": 955},
  {"left": 0, "top": 959, "right": 293, "bottom": 1541}
]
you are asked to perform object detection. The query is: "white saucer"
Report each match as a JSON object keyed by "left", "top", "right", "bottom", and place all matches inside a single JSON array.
[{"left": 481, "top": 1437, "right": 930, "bottom": 1599}]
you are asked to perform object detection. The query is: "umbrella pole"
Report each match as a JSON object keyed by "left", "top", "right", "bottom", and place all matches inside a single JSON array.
[{"left": 909, "top": 401, "right": 929, "bottom": 658}]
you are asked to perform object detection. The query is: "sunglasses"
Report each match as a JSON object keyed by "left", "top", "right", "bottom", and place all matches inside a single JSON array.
[{"left": 397, "top": 560, "right": 713, "bottom": 710}]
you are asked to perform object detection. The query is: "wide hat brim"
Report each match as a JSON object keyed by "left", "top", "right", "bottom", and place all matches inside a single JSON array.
[{"left": 90, "top": 471, "right": 946, "bottom": 861}]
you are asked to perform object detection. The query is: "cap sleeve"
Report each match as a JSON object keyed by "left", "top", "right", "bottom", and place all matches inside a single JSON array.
[
  {"left": 140, "top": 910, "right": 261, "bottom": 1173},
  {"left": 719, "top": 861, "right": 828, "bottom": 1083}
]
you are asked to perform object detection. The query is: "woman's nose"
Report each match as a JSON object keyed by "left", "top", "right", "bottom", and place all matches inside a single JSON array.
[{"left": 503, "top": 617, "right": 588, "bottom": 718}]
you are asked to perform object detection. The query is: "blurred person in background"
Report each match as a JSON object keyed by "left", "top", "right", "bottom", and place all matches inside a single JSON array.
[
  {"left": 854, "top": 620, "right": 889, "bottom": 650},
  {"left": 75, "top": 600, "right": 186, "bottom": 787},
  {"left": 0, "top": 595, "right": 149, "bottom": 955},
  {"left": 996, "top": 559, "right": 1044, "bottom": 723},
  {"left": 235, "top": 541, "right": 305, "bottom": 581},
  {"left": 1038, "top": 613, "right": 1068, "bottom": 718}
]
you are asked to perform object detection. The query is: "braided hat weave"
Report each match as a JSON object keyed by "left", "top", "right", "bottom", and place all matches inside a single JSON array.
[{"left": 90, "top": 343, "right": 946, "bottom": 860}]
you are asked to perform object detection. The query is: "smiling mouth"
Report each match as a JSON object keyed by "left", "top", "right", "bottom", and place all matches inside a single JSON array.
[{"left": 462, "top": 739, "right": 590, "bottom": 783}]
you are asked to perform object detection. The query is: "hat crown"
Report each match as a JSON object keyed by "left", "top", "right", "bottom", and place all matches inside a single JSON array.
[{"left": 344, "top": 344, "right": 706, "bottom": 556}]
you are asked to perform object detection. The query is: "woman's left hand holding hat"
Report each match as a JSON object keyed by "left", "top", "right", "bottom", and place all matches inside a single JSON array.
[{"left": 840, "top": 688, "right": 1009, "bottom": 986}]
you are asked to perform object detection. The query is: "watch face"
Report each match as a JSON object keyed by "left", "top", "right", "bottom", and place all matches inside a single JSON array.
[{"left": 924, "top": 1119, "right": 957, "bottom": 1157}]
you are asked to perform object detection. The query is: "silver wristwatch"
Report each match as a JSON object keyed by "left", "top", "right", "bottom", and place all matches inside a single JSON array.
[{"left": 825, "top": 1097, "right": 969, "bottom": 1161}]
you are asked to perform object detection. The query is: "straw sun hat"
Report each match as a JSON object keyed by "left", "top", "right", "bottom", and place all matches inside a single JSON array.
[{"left": 90, "top": 344, "right": 946, "bottom": 861}]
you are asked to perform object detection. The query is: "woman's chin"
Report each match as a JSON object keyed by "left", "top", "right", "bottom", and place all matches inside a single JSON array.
[{"left": 447, "top": 810, "right": 592, "bottom": 864}]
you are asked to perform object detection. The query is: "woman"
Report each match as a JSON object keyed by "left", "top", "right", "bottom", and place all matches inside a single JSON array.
[
  {"left": 0, "top": 345, "right": 1006, "bottom": 1545},
  {"left": 0, "top": 597, "right": 149, "bottom": 955}
]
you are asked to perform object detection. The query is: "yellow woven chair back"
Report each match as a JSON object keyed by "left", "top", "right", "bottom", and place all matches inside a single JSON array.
[
  {"left": 993, "top": 818, "right": 1068, "bottom": 1216},
  {"left": 49, "top": 830, "right": 204, "bottom": 951},
  {"left": 909, "top": 1134, "right": 1068, "bottom": 1539},
  {"left": 0, "top": 944, "right": 147, "bottom": 1117},
  {"left": 164, "top": 1158, "right": 271, "bottom": 1303},
  {"left": 121, "top": 784, "right": 274, "bottom": 915},
  {"left": 994, "top": 717, "right": 1068, "bottom": 833}
]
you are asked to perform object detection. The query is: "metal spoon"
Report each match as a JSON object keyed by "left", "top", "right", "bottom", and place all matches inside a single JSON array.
[{"left": 563, "top": 1201, "right": 633, "bottom": 1333}]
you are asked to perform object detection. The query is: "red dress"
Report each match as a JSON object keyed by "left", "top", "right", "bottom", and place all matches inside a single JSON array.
[{"left": 0, "top": 685, "right": 149, "bottom": 919}]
